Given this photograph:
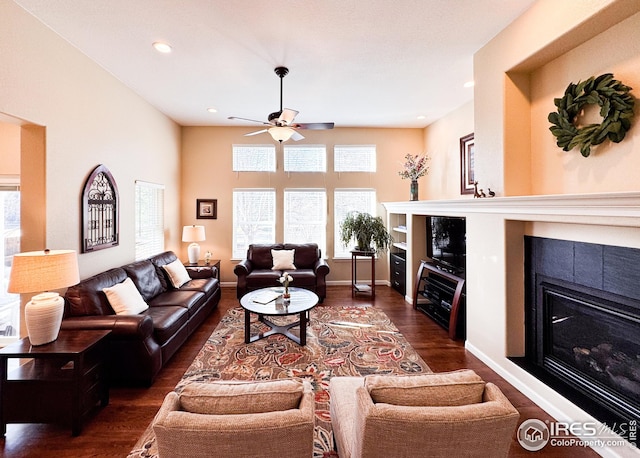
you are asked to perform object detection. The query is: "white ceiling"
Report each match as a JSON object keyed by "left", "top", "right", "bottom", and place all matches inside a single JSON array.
[{"left": 14, "top": 0, "right": 535, "bottom": 129}]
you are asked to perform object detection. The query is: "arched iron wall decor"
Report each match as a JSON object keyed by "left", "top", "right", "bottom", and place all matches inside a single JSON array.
[{"left": 81, "top": 164, "right": 119, "bottom": 252}]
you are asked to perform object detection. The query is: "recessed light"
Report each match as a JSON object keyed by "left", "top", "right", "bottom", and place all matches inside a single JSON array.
[
  {"left": 152, "top": 41, "right": 172, "bottom": 53},
  {"left": 207, "top": 107, "right": 218, "bottom": 113},
  {"left": 417, "top": 115, "right": 426, "bottom": 120},
  {"left": 464, "top": 80, "right": 475, "bottom": 88}
]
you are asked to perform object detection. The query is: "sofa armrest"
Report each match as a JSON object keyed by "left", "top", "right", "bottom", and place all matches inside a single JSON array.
[
  {"left": 61, "top": 314, "right": 154, "bottom": 339},
  {"left": 234, "top": 259, "right": 253, "bottom": 277},
  {"left": 186, "top": 266, "right": 216, "bottom": 279},
  {"left": 313, "top": 258, "right": 330, "bottom": 278}
]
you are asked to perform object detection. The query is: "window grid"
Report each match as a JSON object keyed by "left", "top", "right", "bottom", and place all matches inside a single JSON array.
[
  {"left": 232, "top": 145, "right": 276, "bottom": 172},
  {"left": 284, "top": 189, "right": 327, "bottom": 255},
  {"left": 334, "top": 189, "right": 377, "bottom": 258},
  {"left": 135, "top": 181, "right": 165, "bottom": 261},
  {"left": 283, "top": 145, "right": 326, "bottom": 172},
  {"left": 232, "top": 189, "right": 276, "bottom": 259},
  {"left": 334, "top": 145, "right": 377, "bottom": 172}
]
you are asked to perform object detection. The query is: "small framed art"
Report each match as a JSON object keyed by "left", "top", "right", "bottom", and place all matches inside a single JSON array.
[
  {"left": 196, "top": 199, "right": 217, "bottom": 219},
  {"left": 460, "top": 133, "right": 475, "bottom": 195}
]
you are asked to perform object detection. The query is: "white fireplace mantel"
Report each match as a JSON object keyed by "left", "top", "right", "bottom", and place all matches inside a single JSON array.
[{"left": 383, "top": 191, "right": 640, "bottom": 226}]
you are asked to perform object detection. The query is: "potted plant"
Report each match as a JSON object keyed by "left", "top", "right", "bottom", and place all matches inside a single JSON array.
[{"left": 339, "top": 211, "right": 393, "bottom": 253}]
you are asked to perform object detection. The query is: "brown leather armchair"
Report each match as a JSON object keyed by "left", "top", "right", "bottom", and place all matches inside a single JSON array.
[{"left": 234, "top": 243, "right": 330, "bottom": 302}]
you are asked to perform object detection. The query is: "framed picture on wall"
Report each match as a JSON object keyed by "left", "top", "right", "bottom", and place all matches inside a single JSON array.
[
  {"left": 460, "top": 133, "right": 475, "bottom": 195},
  {"left": 196, "top": 199, "right": 217, "bottom": 219}
]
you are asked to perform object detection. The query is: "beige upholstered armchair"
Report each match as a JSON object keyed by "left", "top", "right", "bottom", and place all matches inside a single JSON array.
[
  {"left": 329, "top": 370, "right": 520, "bottom": 458},
  {"left": 152, "top": 379, "right": 315, "bottom": 458}
]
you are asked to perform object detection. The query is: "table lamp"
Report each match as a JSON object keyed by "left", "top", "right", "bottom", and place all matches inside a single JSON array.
[
  {"left": 182, "top": 225, "right": 206, "bottom": 264},
  {"left": 7, "top": 249, "right": 80, "bottom": 345}
]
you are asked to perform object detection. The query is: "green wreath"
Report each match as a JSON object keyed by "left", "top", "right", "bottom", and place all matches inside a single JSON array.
[{"left": 548, "top": 73, "right": 635, "bottom": 157}]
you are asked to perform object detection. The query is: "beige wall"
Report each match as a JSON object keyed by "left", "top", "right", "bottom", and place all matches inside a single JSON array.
[
  {"left": 474, "top": 0, "right": 640, "bottom": 196},
  {"left": 423, "top": 101, "right": 474, "bottom": 200},
  {"left": 0, "top": 121, "right": 20, "bottom": 176},
  {"left": 181, "top": 126, "right": 424, "bottom": 283},
  {"left": 0, "top": 1, "right": 182, "bottom": 278},
  {"left": 530, "top": 11, "right": 640, "bottom": 194}
]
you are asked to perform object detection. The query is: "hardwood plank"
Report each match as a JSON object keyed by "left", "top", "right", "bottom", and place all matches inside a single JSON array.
[{"left": 0, "top": 286, "right": 601, "bottom": 457}]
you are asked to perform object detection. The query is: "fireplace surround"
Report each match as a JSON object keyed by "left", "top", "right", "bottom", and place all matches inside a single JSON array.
[
  {"left": 521, "top": 236, "right": 640, "bottom": 429},
  {"left": 384, "top": 191, "right": 640, "bottom": 454}
]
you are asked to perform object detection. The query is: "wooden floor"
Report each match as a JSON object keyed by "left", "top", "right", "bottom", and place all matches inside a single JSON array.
[{"left": 0, "top": 286, "right": 601, "bottom": 457}]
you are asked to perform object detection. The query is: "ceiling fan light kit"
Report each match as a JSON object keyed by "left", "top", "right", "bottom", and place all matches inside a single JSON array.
[{"left": 229, "top": 66, "right": 334, "bottom": 143}]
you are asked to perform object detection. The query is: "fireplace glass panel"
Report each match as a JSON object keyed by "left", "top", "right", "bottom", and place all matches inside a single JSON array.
[{"left": 545, "top": 288, "right": 640, "bottom": 407}]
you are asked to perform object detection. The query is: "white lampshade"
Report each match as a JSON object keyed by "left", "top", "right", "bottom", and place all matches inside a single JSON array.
[
  {"left": 182, "top": 225, "right": 206, "bottom": 264},
  {"left": 182, "top": 225, "right": 206, "bottom": 242},
  {"left": 268, "top": 126, "right": 295, "bottom": 142},
  {"left": 8, "top": 249, "right": 80, "bottom": 345}
]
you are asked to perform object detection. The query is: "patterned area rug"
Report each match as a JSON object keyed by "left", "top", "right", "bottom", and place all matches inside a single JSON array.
[{"left": 128, "top": 304, "right": 431, "bottom": 458}]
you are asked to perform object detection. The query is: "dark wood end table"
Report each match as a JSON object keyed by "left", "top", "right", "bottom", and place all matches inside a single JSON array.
[
  {"left": 240, "top": 287, "right": 319, "bottom": 346},
  {"left": 351, "top": 250, "right": 376, "bottom": 298},
  {"left": 0, "top": 329, "right": 111, "bottom": 436}
]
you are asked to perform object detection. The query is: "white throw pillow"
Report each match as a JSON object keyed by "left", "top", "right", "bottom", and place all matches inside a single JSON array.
[
  {"left": 271, "top": 249, "right": 296, "bottom": 270},
  {"left": 103, "top": 277, "right": 149, "bottom": 315},
  {"left": 162, "top": 259, "right": 192, "bottom": 288}
]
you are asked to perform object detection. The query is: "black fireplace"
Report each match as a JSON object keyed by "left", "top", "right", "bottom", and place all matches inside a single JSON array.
[{"left": 519, "top": 236, "right": 640, "bottom": 429}]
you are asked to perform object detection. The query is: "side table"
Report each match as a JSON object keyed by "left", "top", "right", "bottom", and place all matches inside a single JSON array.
[
  {"left": 0, "top": 329, "right": 111, "bottom": 436},
  {"left": 185, "top": 259, "right": 221, "bottom": 280},
  {"left": 351, "top": 250, "right": 376, "bottom": 298}
]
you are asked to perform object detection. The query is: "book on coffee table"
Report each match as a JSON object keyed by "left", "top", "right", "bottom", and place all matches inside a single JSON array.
[{"left": 252, "top": 291, "right": 281, "bottom": 304}]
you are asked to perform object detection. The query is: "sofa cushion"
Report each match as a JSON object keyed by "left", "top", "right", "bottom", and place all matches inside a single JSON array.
[
  {"left": 148, "top": 290, "right": 206, "bottom": 316},
  {"left": 284, "top": 243, "right": 319, "bottom": 269},
  {"left": 123, "top": 260, "right": 165, "bottom": 301},
  {"left": 271, "top": 249, "right": 296, "bottom": 270},
  {"left": 144, "top": 306, "right": 189, "bottom": 345},
  {"left": 65, "top": 267, "right": 128, "bottom": 316},
  {"left": 365, "top": 370, "right": 485, "bottom": 406},
  {"left": 248, "top": 243, "right": 284, "bottom": 270},
  {"left": 179, "top": 379, "right": 304, "bottom": 415},
  {"left": 149, "top": 251, "right": 179, "bottom": 290},
  {"left": 162, "top": 259, "right": 192, "bottom": 288},
  {"left": 287, "top": 269, "right": 316, "bottom": 287},
  {"left": 102, "top": 277, "right": 150, "bottom": 315},
  {"left": 179, "top": 277, "right": 219, "bottom": 298},
  {"left": 245, "top": 270, "right": 283, "bottom": 288}
]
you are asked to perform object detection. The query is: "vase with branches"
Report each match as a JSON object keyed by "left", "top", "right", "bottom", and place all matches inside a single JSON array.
[{"left": 398, "top": 153, "right": 430, "bottom": 201}]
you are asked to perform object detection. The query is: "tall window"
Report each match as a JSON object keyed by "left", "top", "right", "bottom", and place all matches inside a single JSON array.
[
  {"left": 233, "top": 145, "right": 276, "bottom": 172},
  {"left": 0, "top": 181, "right": 20, "bottom": 344},
  {"left": 284, "top": 189, "right": 327, "bottom": 255},
  {"left": 135, "top": 181, "right": 165, "bottom": 261},
  {"left": 334, "top": 145, "right": 376, "bottom": 172},
  {"left": 334, "top": 189, "right": 377, "bottom": 258},
  {"left": 283, "top": 145, "right": 326, "bottom": 172},
  {"left": 233, "top": 189, "right": 276, "bottom": 259}
]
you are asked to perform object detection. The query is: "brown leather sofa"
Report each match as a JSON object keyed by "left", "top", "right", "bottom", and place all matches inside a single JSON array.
[
  {"left": 234, "top": 243, "right": 330, "bottom": 302},
  {"left": 62, "top": 251, "right": 220, "bottom": 386}
]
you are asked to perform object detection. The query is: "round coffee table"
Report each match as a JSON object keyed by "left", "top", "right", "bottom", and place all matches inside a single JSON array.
[{"left": 240, "top": 287, "right": 319, "bottom": 346}]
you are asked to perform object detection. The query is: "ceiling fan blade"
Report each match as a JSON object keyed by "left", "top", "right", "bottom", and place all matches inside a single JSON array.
[
  {"left": 228, "top": 116, "right": 271, "bottom": 126},
  {"left": 278, "top": 108, "right": 299, "bottom": 126},
  {"left": 292, "top": 122, "right": 335, "bottom": 130},
  {"left": 244, "top": 129, "right": 268, "bottom": 137},
  {"left": 290, "top": 131, "right": 305, "bottom": 141}
]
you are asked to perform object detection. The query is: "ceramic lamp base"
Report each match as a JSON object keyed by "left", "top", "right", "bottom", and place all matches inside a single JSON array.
[
  {"left": 187, "top": 243, "right": 200, "bottom": 264},
  {"left": 25, "top": 292, "right": 64, "bottom": 346}
]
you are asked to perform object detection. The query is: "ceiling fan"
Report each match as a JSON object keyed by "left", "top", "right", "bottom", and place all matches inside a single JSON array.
[{"left": 228, "top": 66, "right": 334, "bottom": 142}]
